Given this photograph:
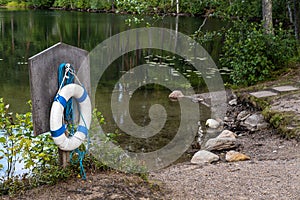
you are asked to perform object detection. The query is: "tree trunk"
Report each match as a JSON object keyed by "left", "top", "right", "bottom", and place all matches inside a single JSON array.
[
  {"left": 176, "top": 0, "right": 179, "bottom": 14},
  {"left": 294, "top": 0, "right": 299, "bottom": 40},
  {"left": 262, "top": 0, "right": 274, "bottom": 34},
  {"left": 287, "top": 1, "right": 293, "bottom": 24},
  {"left": 111, "top": 0, "right": 115, "bottom": 12}
]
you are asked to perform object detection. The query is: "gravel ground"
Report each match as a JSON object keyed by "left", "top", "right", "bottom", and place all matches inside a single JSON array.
[{"left": 151, "top": 129, "right": 300, "bottom": 200}]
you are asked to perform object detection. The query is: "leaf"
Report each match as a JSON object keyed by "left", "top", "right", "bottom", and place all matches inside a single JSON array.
[{"left": 0, "top": 137, "right": 6, "bottom": 143}]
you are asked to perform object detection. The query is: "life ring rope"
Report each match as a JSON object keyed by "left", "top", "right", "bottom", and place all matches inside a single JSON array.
[
  {"left": 50, "top": 63, "right": 91, "bottom": 152},
  {"left": 50, "top": 83, "right": 91, "bottom": 151}
]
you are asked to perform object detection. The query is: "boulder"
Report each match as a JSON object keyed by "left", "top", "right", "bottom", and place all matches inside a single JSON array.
[
  {"left": 236, "top": 111, "right": 250, "bottom": 121},
  {"left": 225, "top": 150, "right": 250, "bottom": 162},
  {"left": 191, "top": 150, "right": 219, "bottom": 164},
  {"left": 168, "top": 90, "right": 184, "bottom": 99},
  {"left": 228, "top": 99, "right": 237, "bottom": 106},
  {"left": 204, "top": 137, "right": 237, "bottom": 151},
  {"left": 217, "top": 130, "right": 237, "bottom": 139},
  {"left": 206, "top": 119, "right": 220, "bottom": 129},
  {"left": 243, "top": 113, "right": 268, "bottom": 131}
]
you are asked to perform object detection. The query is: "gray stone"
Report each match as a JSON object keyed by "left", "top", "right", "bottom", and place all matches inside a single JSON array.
[
  {"left": 237, "top": 111, "right": 250, "bottom": 121},
  {"left": 249, "top": 91, "right": 278, "bottom": 98},
  {"left": 206, "top": 119, "right": 220, "bottom": 129},
  {"left": 168, "top": 90, "right": 184, "bottom": 99},
  {"left": 257, "top": 122, "right": 269, "bottom": 130},
  {"left": 224, "top": 117, "right": 234, "bottom": 122},
  {"left": 272, "top": 85, "right": 298, "bottom": 92},
  {"left": 197, "top": 126, "right": 204, "bottom": 145},
  {"left": 204, "top": 137, "right": 237, "bottom": 151},
  {"left": 191, "top": 150, "right": 219, "bottom": 164},
  {"left": 217, "top": 130, "right": 237, "bottom": 139},
  {"left": 243, "top": 113, "right": 267, "bottom": 131},
  {"left": 228, "top": 99, "right": 237, "bottom": 106}
]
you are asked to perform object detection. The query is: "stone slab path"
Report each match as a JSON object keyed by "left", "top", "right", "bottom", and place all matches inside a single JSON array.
[
  {"left": 249, "top": 85, "right": 299, "bottom": 98},
  {"left": 248, "top": 85, "right": 300, "bottom": 139}
]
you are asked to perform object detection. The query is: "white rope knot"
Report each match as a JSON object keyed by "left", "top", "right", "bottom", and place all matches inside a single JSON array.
[{"left": 57, "top": 63, "right": 84, "bottom": 93}]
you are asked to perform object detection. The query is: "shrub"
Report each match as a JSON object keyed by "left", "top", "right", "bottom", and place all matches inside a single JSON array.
[
  {"left": 6, "top": 1, "right": 26, "bottom": 7},
  {"left": 220, "top": 20, "right": 297, "bottom": 86}
]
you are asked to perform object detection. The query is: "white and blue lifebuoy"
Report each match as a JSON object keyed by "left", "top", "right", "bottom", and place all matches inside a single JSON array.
[{"left": 50, "top": 83, "right": 91, "bottom": 151}]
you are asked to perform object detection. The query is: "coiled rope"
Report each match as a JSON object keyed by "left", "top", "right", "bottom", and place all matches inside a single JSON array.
[{"left": 57, "top": 62, "right": 88, "bottom": 180}]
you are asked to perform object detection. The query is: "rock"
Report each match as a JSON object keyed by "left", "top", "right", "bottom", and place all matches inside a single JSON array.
[
  {"left": 191, "top": 150, "right": 219, "bottom": 164},
  {"left": 225, "top": 150, "right": 250, "bottom": 162},
  {"left": 228, "top": 99, "right": 237, "bottom": 106},
  {"left": 224, "top": 117, "right": 234, "bottom": 122},
  {"left": 206, "top": 119, "right": 220, "bottom": 129},
  {"left": 197, "top": 126, "right": 204, "bottom": 146},
  {"left": 257, "top": 122, "right": 269, "bottom": 130},
  {"left": 244, "top": 113, "right": 264, "bottom": 125},
  {"left": 168, "top": 90, "right": 184, "bottom": 99},
  {"left": 243, "top": 113, "right": 267, "bottom": 131},
  {"left": 217, "top": 130, "right": 237, "bottom": 139},
  {"left": 204, "top": 137, "right": 237, "bottom": 151},
  {"left": 237, "top": 111, "right": 250, "bottom": 121}
]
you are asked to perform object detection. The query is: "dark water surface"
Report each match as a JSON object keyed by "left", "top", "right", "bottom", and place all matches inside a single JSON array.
[{"left": 0, "top": 9, "right": 226, "bottom": 160}]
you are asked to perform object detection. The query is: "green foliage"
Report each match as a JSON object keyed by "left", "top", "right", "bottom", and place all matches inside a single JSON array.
[
  {"left": 220, "top": 21, "right": 297, "bottom": 86},
  {"left": 27, "top": 0, "right": 54, "bottom": 8},
  {"left": 89, "top": 0, "right": 111, "bottom": 10},
  {"left": 223, "top": 0, "right": 261, "bottom": 19},
  {"left": 180, "top": 0, "right": 223, "bottom": 15},
  {"left": 0, "top": 0, "right": 8, "bottom": 5},
  {"left": 0, "top": 100, "right": 120, "bottom": 195},
  {"left": 115, "top": 0, "right": 149, "bottom": 14},
  {"left": 6, "top": 1, "right": 27, "bottom": 7},
  {"left": 0, "top": 99, "right": 33, "bottom": 179},
  {"left": 0, "top": 99, "right": 76, "bottom": 195}
]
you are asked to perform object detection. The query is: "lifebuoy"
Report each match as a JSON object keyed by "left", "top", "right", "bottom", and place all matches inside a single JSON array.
[{"left": 50, "top": 84, "right": 92, "bottom": 151}]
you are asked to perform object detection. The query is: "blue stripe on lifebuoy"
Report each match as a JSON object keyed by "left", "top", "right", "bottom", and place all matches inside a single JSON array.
[
  {"left": 50, "top": 84, "right": 92, "bottom": 151},
  {"left": 77, "top": 125, "right": 88, "bottom": 136},
  {"left": 54, "top": 94, "right": 67, "bottom": 108},
  {"left": 51, "top": 124, "right": 67, "bottom": 137},
  {"left": 76, "top": 88, "right": 88, "bottom": 103}
]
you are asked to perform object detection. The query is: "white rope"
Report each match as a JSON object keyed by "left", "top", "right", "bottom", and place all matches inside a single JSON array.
[
  {"left": 57, "top": 63, "right": 84, "bottom": 93},
  {"left": 57, "top": 63, "right": 71, "bottom": 94}
]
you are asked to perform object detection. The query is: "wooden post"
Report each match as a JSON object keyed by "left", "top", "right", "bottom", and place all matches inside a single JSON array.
[{"left": 28, "top": 42, "right": 90, "bottom": 167}]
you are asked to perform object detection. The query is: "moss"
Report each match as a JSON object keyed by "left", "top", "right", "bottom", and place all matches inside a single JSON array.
[
  {"left": 262, "top": 108, "right": 300, "bottom": 140},
  {"left": 236, "top": 91, "right": 300, "bottom": 140},
  {"left": 236, "top": 92, "right": 269, "bottom": 110},
  {"left": 269, "top": 113, "right": 283, "bottom": 128}
]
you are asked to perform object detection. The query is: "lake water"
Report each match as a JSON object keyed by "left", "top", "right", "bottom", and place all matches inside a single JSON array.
[{"left": 0, "top": 9, "right": 227, "bottom": 175}]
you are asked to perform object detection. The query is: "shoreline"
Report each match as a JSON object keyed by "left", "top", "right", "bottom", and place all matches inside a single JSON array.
[{"left": 0, "top": 5, "right": 202, "bottom": 17}]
